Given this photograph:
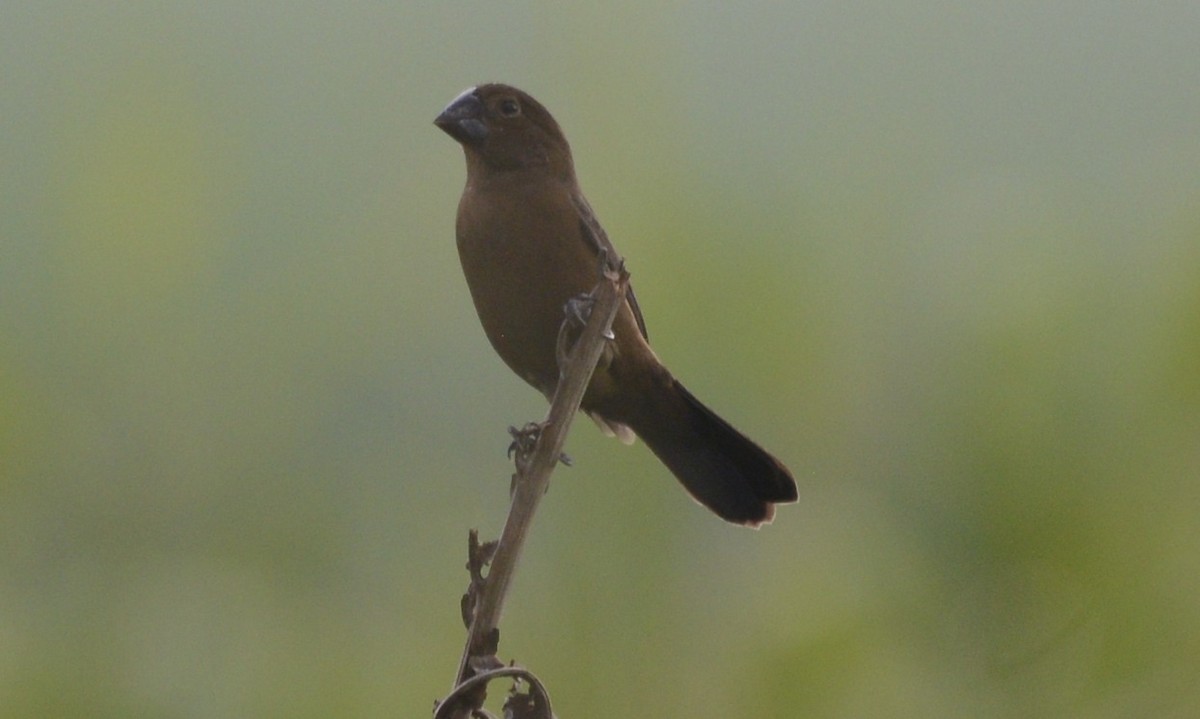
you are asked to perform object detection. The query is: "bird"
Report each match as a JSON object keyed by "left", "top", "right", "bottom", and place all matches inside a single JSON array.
[{"left": 435, "top": 83, "right": 797, "bottom": 527}]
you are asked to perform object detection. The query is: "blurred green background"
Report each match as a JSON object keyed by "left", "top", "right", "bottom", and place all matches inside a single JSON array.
[{"left": 2, "top": 2, "right": 1198, "bottom": 717}]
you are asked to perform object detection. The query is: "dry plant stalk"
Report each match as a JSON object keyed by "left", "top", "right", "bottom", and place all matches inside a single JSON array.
[{"left": 435, "top": 259, "right": 630, "bottom": 719}]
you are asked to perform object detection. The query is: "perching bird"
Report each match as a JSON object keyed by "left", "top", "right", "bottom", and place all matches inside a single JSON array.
[{"left": 435, "top": 84, "right": 797, "bottom": 526}]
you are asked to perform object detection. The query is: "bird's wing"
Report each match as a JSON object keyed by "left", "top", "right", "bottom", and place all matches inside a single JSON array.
[{"left": 571, "top": 192, "right": 649, "bottom": 341}]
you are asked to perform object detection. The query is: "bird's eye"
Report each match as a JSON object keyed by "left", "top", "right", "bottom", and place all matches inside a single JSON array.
[{"left": 498, "top": 98, "right": 521, "bottom": 117}]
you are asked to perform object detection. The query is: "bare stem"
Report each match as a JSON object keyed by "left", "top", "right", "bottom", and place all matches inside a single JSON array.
[{"left": 444, "top": 261, "right": 629, "bottom": 715}]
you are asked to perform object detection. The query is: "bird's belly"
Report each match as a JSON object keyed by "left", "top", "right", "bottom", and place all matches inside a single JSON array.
[{"left": 457, "top": 220, "right": 597, "bottom": 397}]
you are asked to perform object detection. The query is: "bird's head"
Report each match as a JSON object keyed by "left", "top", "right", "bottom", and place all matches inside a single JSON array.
[{"left": 435, "top": 84, "right": 574, "bottom": 178}]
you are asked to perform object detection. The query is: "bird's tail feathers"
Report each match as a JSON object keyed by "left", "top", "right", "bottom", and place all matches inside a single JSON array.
[{"left": 630, "top": 380, "right": 797, "bottom": 527}]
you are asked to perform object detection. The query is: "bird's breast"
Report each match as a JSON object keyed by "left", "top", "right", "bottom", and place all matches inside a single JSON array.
[{"left": 455, "top": 181, "right": 600, "bottom": 395}]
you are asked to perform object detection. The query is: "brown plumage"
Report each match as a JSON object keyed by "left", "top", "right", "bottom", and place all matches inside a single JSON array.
[{"left": 435, "top": 84, "right": 797, "bottom": 526}]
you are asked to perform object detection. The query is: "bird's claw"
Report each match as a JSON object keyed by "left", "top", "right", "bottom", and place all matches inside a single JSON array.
[
  {"left": 563, "top": 294, "right": 595, "bottom": 327},
  {"left": 556, "top": 289, "right": 616, "bottom": 368},
  {"left": 507, "top": 423, "right": 542, "bottom": 462},
  {"left": 506, "top": 423, "right": 572, "bottom": 470}
]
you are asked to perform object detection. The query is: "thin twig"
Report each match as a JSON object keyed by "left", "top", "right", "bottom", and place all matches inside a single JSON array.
[{"left": 441, "top": 260, "right": 629, "bottom": 717}]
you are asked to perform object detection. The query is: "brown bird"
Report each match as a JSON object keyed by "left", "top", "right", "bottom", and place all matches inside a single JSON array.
[{"left": 435, "top": 84, "right": 797, "bottom": 526}]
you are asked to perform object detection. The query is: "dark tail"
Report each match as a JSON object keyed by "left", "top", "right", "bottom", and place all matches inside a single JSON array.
[{"left": 629, "top": 381, "right": 797, "bottom": 527}]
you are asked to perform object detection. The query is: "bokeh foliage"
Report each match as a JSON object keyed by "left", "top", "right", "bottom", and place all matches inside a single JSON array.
[{"left": 2, "top": 3, "right": 1198, "bottom": 717}]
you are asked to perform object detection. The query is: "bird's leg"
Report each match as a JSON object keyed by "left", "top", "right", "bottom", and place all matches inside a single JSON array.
[
  {"left": 507, "top": 423, "right": 571, "bottom": 483},
  {"left": 555, "top": 296, "right": 586, "bottom": 369},
  {"left": 557, "top": 248, "right": 622, "bottom": 362},
  {"left": 506, "top": 422, "right": 542, "bottom": 467},
  {"left": 556, "top": 292, "right": 616, "bottom": 375},
  {"left": 557, "top": 254, "right": 621, "bottom": 365},
  {"left": 563, "top": 294, "right": 597, "bottom": 328}
]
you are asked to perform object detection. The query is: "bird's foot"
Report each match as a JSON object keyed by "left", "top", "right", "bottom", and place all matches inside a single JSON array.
[
  {"left": 507, "top": 422, "right": 572, "bottom": 472},
  {"left": 563, "top": 294, "right": 601, "bottom": 330},
  {"left": 506, "top": 422, "right": 542, "bottom": 463},
  {"left": 557, "top": 291, "right": 616, "bottom": 368}
]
